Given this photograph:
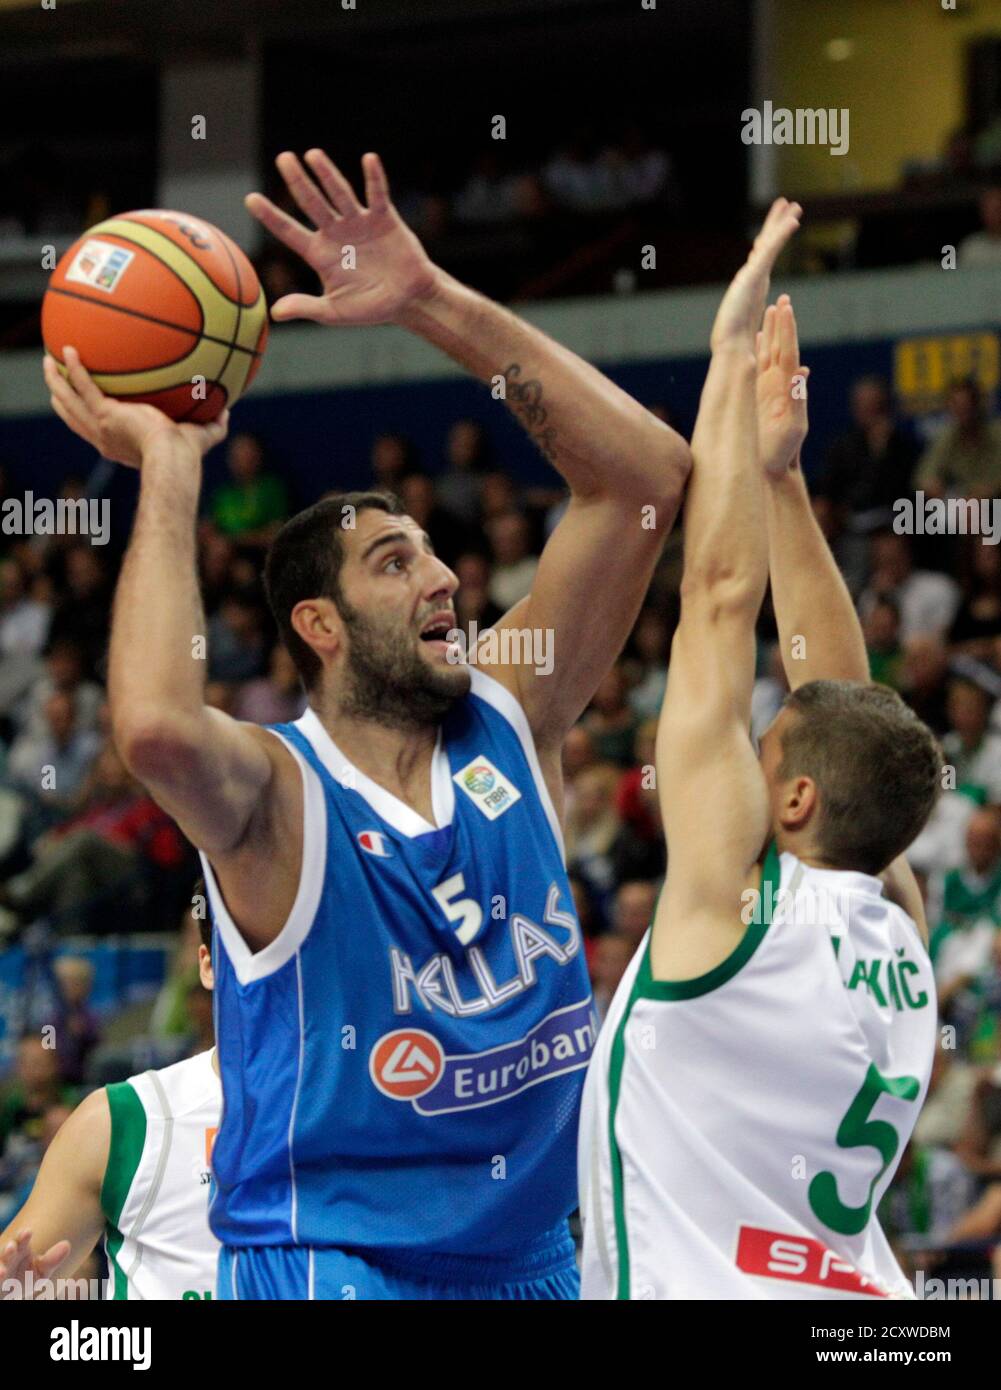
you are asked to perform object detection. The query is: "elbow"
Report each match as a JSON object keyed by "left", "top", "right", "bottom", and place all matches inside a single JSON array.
[
  {"left": 113, "top": 710, "right": 203, "bottom": 783},
  {"left": 679, "top": 563, "right": 762, "bottom": 620}
]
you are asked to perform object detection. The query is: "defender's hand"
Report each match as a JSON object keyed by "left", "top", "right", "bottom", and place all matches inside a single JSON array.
[
  {"left": 44, "top": 348, "right": 229, "bottom": 468},
  {"left": 245, "top": 150, "right": 440, "bottom": 327},
  {"left": 756, "top": 294, "right": 809, "bottom": 477},
  {"left": 710, "top": 197, "right": 801, "bottom": 354},
  {"left": 0, "top": 1229, "right": 72, "bottom": 1297}
]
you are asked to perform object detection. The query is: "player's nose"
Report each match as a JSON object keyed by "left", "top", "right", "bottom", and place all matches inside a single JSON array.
[{"left": 423, "top": 555, "right": 459, "bottom": 603}]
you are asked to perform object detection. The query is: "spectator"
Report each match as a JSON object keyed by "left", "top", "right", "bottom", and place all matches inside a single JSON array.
[
  {"left": 858, "top": 533, "right": 960, "bottom": 642},
  {"left": 949, "top": 541, "right": 1001, "bottom": 658},
  {"left": 13, "top": 638, "right": 103, "bottom": 740},
  {"left": 480, "top": 472, "right": 520, "bottom": 523},
  {"left": 207, "top": 595, "right": 268, "bottom": 683},
  {"left": 900, "top": 635, "right": 950, "bottom": 735},
  {"left": 399, "top": 473, "right": 461, "bottom": 568},
  {"left": 879, "top": 1140, "right": 977, "bottom": 1248},
  {"left": 0, "top": 557, "right": 50, "bottom": 661},
  {"left": 51, "top": 956, "right": 101, "bottom": 1086},
  {"left": 485, "top": 511, "right": 538, "bottom": 610},
  {"left": 814, "top": 376, "right": 920, "bottom": 586},
  {"left": 591, "top": 933, "right": 635, "bottom": 1025},
  {"left": 208, "top": 433, "right": 288, "bottom": 546},
  {"left": 612, "top": 720, "right": 665, "bottom": 881},
  {"left": 0, "top": 743, "right": 185, "bottom": 933},
  {"left": 583, "top": 665, "right": 638, "bottom": 768},
  {"left": 6, "top": 689, "right": 101, "bottom": 814},
  {"left": 453, "top": 150, "right": 541, "bottom": 226},
  {"left": 565, "top": 764, "right": 621, "bottom": 899},
  {"left": 626, "top": 608, "right": 669, "bottom": 720},
  {"left": 232, "top": 644, "right": 307, "bottom": 725},
  {"left": 0, "top": 1037, "right": 76, "bottom": 1159},
  {"left": 941, "top": 678, "right": 1001, "bottom": 803},
  {"left": 913, "top": 1046, "right": 979, "bottom": 1151},
  {"left": 958, "top": 186, "right": 1001, "bottom": 271},
  {"left": 436, "top": 419, "right": 490, "bottom": 525},
  {"left": 915, "top": 379, "right": 1001, "bottom": 500},
  {"left": 369, "top": 433, "right": 418, "bottom": 492},
  {"left": 864, "top": 597, "right": 905, "bottom": 688},
  {"left": 955, "top": 1063, "right": 1001, "bottom": 1182},
  {"left": 451, "top": 552, "right": 502, "bottom": 641},
  {"left": 45, "top": 546, "right": 110, "bottom": 680},
  {"left": 610, "top": 880, "right": 658, "bottom": 952}
]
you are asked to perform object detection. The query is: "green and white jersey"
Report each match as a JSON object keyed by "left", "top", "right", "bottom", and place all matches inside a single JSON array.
[
  {"left": 100, "top": 1049, "right": 222, "bottom": 1301},
  {"left": 579, "top": 846, "right": 937, "bottom": 1300}
]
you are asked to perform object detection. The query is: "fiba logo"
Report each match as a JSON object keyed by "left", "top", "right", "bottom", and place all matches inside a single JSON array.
[
  {"left": 370, "top": 1029, "right": 445, "bottom": 1100},
  {"left": 463, "top": 765, "right": 495, "bottom": 795}
]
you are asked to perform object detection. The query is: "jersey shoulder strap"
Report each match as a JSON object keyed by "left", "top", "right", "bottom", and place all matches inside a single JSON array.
[{"left": 101, "top": 1080, "right": 147, "bottom": 1301}]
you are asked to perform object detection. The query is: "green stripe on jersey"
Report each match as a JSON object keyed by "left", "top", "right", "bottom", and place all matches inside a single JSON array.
[
  {"left": 101, "top": 1081, "right": 147, "bottom": 1300},
  {"left": 607, "top": 842, "right": 781, "bottom": 1298}
]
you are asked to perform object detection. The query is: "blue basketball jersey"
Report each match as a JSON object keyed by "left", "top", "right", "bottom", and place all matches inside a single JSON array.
[{"left": 202, "top": 668, "right": 594, "bottom": 1263}]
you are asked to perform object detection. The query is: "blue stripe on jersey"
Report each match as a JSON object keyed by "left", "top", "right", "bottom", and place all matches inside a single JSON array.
[{"left": 206, "top": 670, "right": 595, "bottom": 1264}]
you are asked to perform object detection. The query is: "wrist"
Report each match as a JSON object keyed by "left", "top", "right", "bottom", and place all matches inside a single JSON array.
[
  {"left": 392, "top": 264, "right": 457, "bottom": 332},
  {"left": 141, "top": 430, "right": 203, "bottom": 478}
]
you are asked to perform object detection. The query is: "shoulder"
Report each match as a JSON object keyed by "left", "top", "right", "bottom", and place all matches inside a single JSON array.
[{"left": 47, "top": 1089, "right": 112, "bottom": 1195}]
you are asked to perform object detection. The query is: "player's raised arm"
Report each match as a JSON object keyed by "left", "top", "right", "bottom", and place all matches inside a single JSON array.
[
  {"left": 755, "top": 298, "right": 930, "bottom": 939},
  {"left": 246, "top": 150, "right": 692, "bottom": 749},
  {"left": 43, "top": 352, "right": 284, "bottom": 863},
  {"left": 756, "top": 297, "right": 868, "bottom": 687},
  {"left": 0, "top": 1089, "right": 111, "bottom": 1296},
  {"left": 649, "top": 200, "right": 801, "bottom": 981}
]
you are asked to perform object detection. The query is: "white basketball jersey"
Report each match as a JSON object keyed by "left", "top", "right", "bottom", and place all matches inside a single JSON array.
[
  {"left": 101, "top": 1049, "right": 222, "bottom": 1300},
  {"left": 579, "top": 846, "right": 937, "bottom": 1300}
]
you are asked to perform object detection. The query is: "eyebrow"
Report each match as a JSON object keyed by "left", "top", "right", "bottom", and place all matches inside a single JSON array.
[{"left": 360, "top": 528, "right": 434, "bottom": 561}]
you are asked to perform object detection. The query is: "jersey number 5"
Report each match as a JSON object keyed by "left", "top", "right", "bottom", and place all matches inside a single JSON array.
[
  {"left": 432, "top": 873, "right": 484, "bottom": 946},
  {"left": 808, "top": 1062, "right": 921, "bottom": 1237}
]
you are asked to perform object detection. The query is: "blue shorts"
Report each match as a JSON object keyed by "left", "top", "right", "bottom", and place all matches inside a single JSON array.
[{"left": 218, "top": 1234, "right": 579, "bottom": 1301}]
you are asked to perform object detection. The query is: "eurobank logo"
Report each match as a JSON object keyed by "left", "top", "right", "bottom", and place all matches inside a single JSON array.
[
  {"left": 370, "top": 1029, "right": 445, "bottom": 1099},
  {"left": 368, "top": 1000, "right": 595, "bottom": 1116}
]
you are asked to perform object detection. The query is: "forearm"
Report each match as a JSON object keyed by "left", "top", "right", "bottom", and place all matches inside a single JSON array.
[
  {"left": 764, "top": 458, "right": 868, "bottom": 687},
  {"left": 109, "top": 439, "right": 208, "bottom": 747},
  {"left": 398, "top": 271, "right": 689, "bottom": 501},
  {"left": 684, "top": 347, "right": 768, "bottom": 603}
]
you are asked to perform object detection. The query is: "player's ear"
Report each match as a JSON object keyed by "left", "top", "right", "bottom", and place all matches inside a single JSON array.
[
  {"left": 779, "top": 774, "right": 817, "bottom": 831},
  {"left": 291, "top": 596, "right": 342, "bottom": 667}
]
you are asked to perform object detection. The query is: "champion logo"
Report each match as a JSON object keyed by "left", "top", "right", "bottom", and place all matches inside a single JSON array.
[
  {"left": 370, "top": 1029, "right": 445, "bottom": 1099},
  {"left": 357, "top": 829, "right": 393, "bottom": 858}
]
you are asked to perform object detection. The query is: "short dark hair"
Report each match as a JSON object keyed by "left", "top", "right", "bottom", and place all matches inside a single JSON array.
[
  {"left": 778, "top": 680, "right": 941, "bottom": 875},
  {"left": 263, "top": 491, "right": 405, "bottom": 692}
]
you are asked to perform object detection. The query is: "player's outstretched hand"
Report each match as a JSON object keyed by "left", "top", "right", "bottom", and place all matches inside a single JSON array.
[
  {"left": 44, "top": 348, "right": 229, "bottom": 468},
  {"left": 710, "top": 197, "right": 802, "bottom": 355},
  {"left": 756, "top": 293, "right": 809, "bottom": 477},
  {"left": 0, "top": 1229, "right": 72, "bottom": 1296},
  {"left": 245, "top": 150, "right": 440, "bottom": 327}
]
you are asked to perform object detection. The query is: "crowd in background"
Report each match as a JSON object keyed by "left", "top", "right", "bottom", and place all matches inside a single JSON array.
[{"left": 2, "top": 378, "right": 1001, "bottom": 1292}]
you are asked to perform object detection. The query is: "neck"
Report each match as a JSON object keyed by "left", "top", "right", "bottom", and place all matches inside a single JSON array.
[{"left": 310, "top": 693, "right": 440, "bottom": 803}]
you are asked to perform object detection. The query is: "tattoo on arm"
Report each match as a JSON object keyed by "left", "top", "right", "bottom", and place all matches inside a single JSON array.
[{"left": 503, "top": 363, "right": 558, "bottom": 463}]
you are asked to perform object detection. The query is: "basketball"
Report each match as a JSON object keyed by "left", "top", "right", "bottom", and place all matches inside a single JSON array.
[{"left": 41, "top": 210, "right": 268, "bottom": 423}]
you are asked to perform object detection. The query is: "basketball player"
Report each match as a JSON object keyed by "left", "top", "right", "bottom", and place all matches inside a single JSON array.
[
  {"left": 579, "top": 205, "right": 942, "bottom": 1299},
  {"left": 42, "top": 150, "right": 691, "bottom": 1299},
  {"left": 0, "top": 914, "right": 220, "bottom": 1300}
]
